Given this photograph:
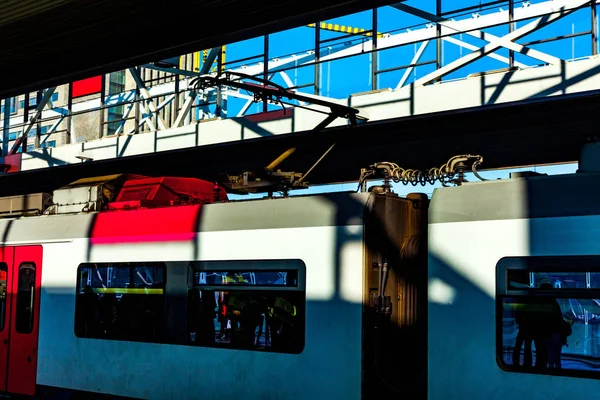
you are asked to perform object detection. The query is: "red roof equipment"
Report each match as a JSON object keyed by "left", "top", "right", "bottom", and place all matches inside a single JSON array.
[{"left": 108, "top": 176, "right": 228, "bottom": 211}]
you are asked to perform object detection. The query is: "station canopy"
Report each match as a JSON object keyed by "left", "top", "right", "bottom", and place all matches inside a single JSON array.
[{"left": 0, "top": 0, "right": 398, "bottom": 99}]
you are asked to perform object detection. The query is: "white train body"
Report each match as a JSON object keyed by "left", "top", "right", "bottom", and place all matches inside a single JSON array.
[
  {"left": 0, "top": 185, "right": 426, "bottom": 400},
  {"left": 41, "top": 200, "right": 366, "bottom": 400},
  {"left": 0, "top": 169, "right": 597, "bottom": 399},
  {"left": 428, "top": 171, "right": 600, "bottom": 400}
]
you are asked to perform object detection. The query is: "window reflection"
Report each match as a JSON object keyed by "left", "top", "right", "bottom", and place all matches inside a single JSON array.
[
  {"left": 187, "top": 264, "right": 305, "bottom": 354},
  {"left": 16, "top": 263, "right": 35, "bottom": 334},
  {"left": 74, "top": 263, "right": 166, "bottom": 343},
  {"left": 187, "top": 289, "right": 304, "bottom": 354},
  {"left": 501, "top": 296, "right": 600, "bottom": 372},
  {"left": 194, "top": 270, "right": 298, "bottom": 287},
  {"left": 533, "top": 272, "right": 587, "bottom": 289}
]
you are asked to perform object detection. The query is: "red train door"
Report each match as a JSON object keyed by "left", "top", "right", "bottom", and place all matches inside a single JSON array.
[
  {"left": 0, "top": 247, "right": 14, "bottom": 392},
  {"left": 0, "top": 245, "right": 43, "bottom": 396}
]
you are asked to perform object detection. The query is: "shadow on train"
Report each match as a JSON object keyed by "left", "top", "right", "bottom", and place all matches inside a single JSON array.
[
  {"left": 426, "top": 172, "right": 600, "bottom": 400},
  {"left": 428, "top": 251, "right": 495, "bottom": 399},
  {"left": 9, "top": 174, "right": 600, "bottom": 399},
  {"left": 0, "top": 188, "right": 434, "bottom": 399},
  {"left": 14, "top": 180, "right": 600, "bottom": 398},
  {"left": 503, "top": 176, "right": 600, "bottom": 379}
]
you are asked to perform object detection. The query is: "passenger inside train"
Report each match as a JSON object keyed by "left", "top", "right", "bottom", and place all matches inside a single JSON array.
[
  {"left": 74, "top": 263, "right": 166, "bottom": 342},
  {"left": 74, "top": 262, "right": 305, "bottom": 354},
  {"left": 186, "top": 270, "right": 304, "bottom": 353},
  {"left": 500, "top": 269, "right": 600, "bottom": 374}
]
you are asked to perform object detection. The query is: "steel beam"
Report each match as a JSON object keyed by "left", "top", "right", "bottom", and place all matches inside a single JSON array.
[
  {"left": 397, "top": 41, "right": 430, "bottom": 89},
  {"left": 9, "top": 87, "right": 56, "bottom": 155},
  {"left": 411, "top": 0, "right": 590, "bottom": 87},
  {"left": 129, "top": 68, "right": 168, "bottom": 131},
  {"left": 442, "top": 36, "right": 527, "bottom": 68},
  {"left": 173, "top": 91, "right": 199, "bottom": 127},
  {"left": 113, "top": 102, "right": 135, "bottom": 135},
  {"left": 392, "top": 2, "right": 563, "bottom": 66},
  {"left": 200, "top": 48, "right": 222, "bottom": 75},
  {"left": 2, "top": 98, "right": 11, "bottom": 156}
]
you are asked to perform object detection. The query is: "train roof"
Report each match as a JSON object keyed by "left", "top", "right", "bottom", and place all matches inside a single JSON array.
[
  {"left": 430, "top": 171, "right": 600, "bottom": 224},
  {"left": 0, "top": 185, "right": 375, "bottom": 245}
]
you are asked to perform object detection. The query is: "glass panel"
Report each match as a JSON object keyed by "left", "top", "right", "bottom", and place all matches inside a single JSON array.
[
  {"left": 500, "top": 296, "right": 600, "bottom": 373},
  {"left": 187, "top": 261, "right": 305, "bottom": 354},
  {"left": 533, "top": 272, "right": 587, "bottom": 289},
  {"left": 507, "top": 270, "right": 589, "bottom": 289},
  {"left": 106, "top": 71, "right": 125, "bottom": 135},
  {"left": 0, "top": 263, "right": 7, "bottom": 332},
  {"left": 195, "top": 270, "right": 298, "bottom": 287},
  {"left": 74, "top": 263, "right": 166, "bottom": 342},
  {"left": 589, "top": 273, "right": 600, "bottom": 288},
  {"left": 187, "top": 289, "right": 304, "bottom": 354},
  {"left": 507, "top": 269, "right": 530, "bottom": 290},
  {"left": 15, "top": 263, "right": 35, "bottom": 334}
]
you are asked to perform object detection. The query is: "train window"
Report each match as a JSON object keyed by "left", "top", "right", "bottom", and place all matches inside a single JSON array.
[
  {"left": 0, "top": 263, "right": 7, "bottom": 332},
  {"left": 186, "top": 260, "right": 306, "bottom": 354},
  {"left": 74, "top": 262, "right": 166, "bottom": 343},
  {"left": 497, "top": 257, "right": 600, "bottom": 379},
  {"left": 15, "top": 263, "right": 36, "bottom": 334}
]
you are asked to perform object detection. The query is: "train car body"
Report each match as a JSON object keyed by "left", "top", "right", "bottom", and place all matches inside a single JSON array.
[
  {"left": 428, "top": 170, "right": 600, "bottom": 400},
  {"left": 0, "top": 165, "right": 599, "bottom": 399},
  {"left": 0, "top": 178, "right": 427, "bottom": 400}
]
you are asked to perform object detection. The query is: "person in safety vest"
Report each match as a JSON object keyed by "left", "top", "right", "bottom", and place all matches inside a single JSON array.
[
  {"left": 225, "top": 292, "right": 265, "bottom": 348},
  {"left": 266, "top": 296, "right": 298, "bottom": 351}
]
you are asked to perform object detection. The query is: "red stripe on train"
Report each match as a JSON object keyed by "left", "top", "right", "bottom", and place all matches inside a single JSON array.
[{"left": 90, "top": 205, "right": 201, "bottom": 245}]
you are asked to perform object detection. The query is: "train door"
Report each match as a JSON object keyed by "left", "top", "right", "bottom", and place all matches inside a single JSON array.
[{"left": 0, "top": 246, "right": 42, "bottom": 396}]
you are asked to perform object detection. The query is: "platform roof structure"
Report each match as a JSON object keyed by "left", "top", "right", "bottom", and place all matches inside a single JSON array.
[
  {"left": 0, "top": 89, "right": 596, "bottom": 198},
  {"left": 0, "top": 0, "right": 598, "bottom": 197},
  {"left": 0, "top": 0, "right": 398, "bottom": 99}
]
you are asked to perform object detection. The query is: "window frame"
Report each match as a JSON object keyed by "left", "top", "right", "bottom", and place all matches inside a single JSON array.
[
  {"left": 496, "top": 256, "right": 600, "bottom": 380},
  {"left": 15, "top": 262, "right": 36, "bottom": 334},
  {"left": 9, "top": 97, "right": 17, "bottom": 114},
  {"left": 187, "top": 259, "right": 307, "bottom": 354},
  {"left": 73, "top": 262, "right": 167, "bottom": 343}
]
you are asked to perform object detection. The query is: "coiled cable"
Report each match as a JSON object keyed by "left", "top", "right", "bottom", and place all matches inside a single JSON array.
[{"left": 358, "top": 154, "right": 487, "bottom": 191}]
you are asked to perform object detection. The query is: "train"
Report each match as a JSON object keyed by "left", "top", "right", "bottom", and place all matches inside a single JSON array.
[{"left": 0, "top": 149, "right": 596, "bottom": 400}]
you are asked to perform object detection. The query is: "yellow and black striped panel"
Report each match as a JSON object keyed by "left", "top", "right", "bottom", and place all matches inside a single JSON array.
[
  {"left": 307, "top": 22, "right": 384, "bottom": 38},
  {"left": 177, "top": 49, "right": 222, "bottom": 73}
]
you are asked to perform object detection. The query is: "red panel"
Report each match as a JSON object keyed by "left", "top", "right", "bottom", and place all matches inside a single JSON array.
[
  {"left": 7, "top": 246, "right": 42, "bottom": 396},
  {"left": 0, "top": 154, "right": 21, "bottom": 173},
  {"left": 111, "top": 176, "right": 228, "bottom": 208},
  {"left": 72, "top": 76, "right": 102, "bottom": 98},
  {"left": 0, "top": 247, "right": 14, "bottom": 392},
  {"left": 90, "top": 204, "right": 202, "bottom": 245}
]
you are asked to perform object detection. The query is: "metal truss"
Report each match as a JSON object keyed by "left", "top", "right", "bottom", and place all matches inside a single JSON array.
[
  {"left": 9, "top": 87, "right": 56, "bottom": 155},
  {"left": 404, "top": 0, "right": 593, "bottom": 86},
  {"left": 1, "top": 0, "right": 599, "bottom": 155},
  {"left": 135, "top": 0, "right": 600, "bottom": 126}
]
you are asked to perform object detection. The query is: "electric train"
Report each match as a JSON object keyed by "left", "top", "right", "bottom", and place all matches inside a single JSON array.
[{"left": 0, "top": 154, "right": 596, "bottom": 400}]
